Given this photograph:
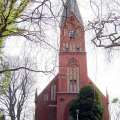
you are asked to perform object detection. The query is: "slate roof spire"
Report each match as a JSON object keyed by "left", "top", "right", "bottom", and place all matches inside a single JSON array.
[{"left": 61, "top": 0, "right": 83, "bottom": 25}]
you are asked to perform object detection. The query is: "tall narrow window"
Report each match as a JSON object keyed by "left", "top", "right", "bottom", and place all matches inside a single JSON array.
[
  {"left": 51, "top": 84, "right": 56, "bottom": 101},
  {"left": 63, "top": 43, "right": 69, "bottom": 51},
  {"left": 67, "top": 58, "right": 79, "bottom": 93},
  {"left": 53, "top": 84, "right": 56, "bottom": 100},
  {"left": 69, "top": 80, "right": 77, "bottom": 93},
  {"left": 67, "top": 66, "right": 79, "bottom": 93}
]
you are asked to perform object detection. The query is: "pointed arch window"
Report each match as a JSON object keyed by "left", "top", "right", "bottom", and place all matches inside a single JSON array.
[
  {"left": 67, "top": 58, "right": 79, "bottom": 93},
  {"left": 67, "top": 67, "right": 79, "bottom": 93},
  {"left": 51, "top": 83, "right": 56, "bottom": 101},
  {"left": 68, "top": 57, "right": 77, "bottom": 65},
  {"left": 69, "top": 80, "right": 77, "bottom": 93}
]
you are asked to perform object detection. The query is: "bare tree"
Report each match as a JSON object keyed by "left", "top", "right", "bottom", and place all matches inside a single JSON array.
[
  {"left": 110, "top": 98, "right": 120, "bottom": 120},
  {"left": 0, "top": 0, "right": 59, "bottom": 41},
  {"left": 0, "top": 0, "right": 62, "bottom": 94},
  {"left": 0, "top": 57, "right": 35, "bottom": 120},
  {"left": 88, "top": 0, "right": 120, "bottom": 49},
  {"left": 0, "top": 0, "right": 62, "bottom": 74}
]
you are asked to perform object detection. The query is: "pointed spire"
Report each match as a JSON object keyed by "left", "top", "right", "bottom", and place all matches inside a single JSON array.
[
  {"left": 106, "top": 88, "right": 109, "bottom": 104},
  {"left": 61, "top": 0, "right": 83, "bottom": 25}
]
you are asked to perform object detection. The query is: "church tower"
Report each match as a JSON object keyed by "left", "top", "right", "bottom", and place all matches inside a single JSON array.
[
  {"left": 58, "top": 0, "right": 89, "bottom": 93},
  {"left": 35, "top": 0, "right": 109, "bottom": 120},
  {"left": 57, "top": 0, "right": 91, "bottom": 120}
]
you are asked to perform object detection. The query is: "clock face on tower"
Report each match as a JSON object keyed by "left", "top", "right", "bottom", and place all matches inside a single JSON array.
[{"left": 68, "top": 30, "right": 76, "bottom": 39}]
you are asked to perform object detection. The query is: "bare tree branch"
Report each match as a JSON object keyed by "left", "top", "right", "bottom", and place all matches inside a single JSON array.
[
  {"left": 88, "top": 0, "right": 120, "bottom": 49},
  {"left": 0, "top": 66, "right": 56, "bottom": 74},
  {"left": 0, "top": 57, "right": 35, "bottom": 120}
]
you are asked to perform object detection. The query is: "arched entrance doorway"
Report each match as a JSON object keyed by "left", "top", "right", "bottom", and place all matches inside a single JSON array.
[{"left": 63, "top": 101, "right": 76, "bottom": 120}]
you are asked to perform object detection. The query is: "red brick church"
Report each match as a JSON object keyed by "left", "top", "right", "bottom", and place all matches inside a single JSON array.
[{"left": 35, "top": 0, "right": 109, "bottom": 120}]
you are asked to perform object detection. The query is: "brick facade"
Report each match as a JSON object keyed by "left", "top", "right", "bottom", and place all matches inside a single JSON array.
[{"left": 35, "top": 0, "right": 109, "bottom": 120}]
